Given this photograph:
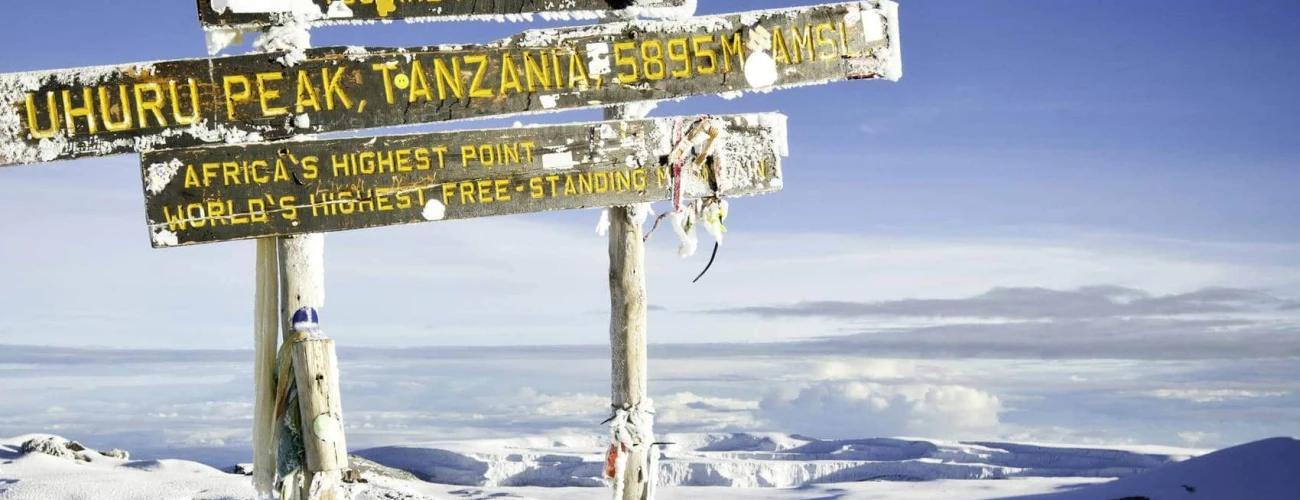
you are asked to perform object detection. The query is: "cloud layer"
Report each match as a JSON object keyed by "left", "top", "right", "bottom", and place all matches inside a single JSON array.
[
  {"left": 1, "top": 345, "right": 1296, "bottom": 466},
  {"left": 711, "top": 285, "right": 1299, "bottom": 320},
  {"left": 760, "top": 381, "right": 1002, "bottom": 440},
  {"left": 685, "top": 285, "right": 1300, "bottom": 361}
]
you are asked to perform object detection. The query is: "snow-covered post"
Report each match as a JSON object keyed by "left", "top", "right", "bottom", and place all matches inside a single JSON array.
[
  {"left": 252, "top": 238, "right": 280, "bottom": 497},
  {"left": 277, "top": 236, "right": 325, "bottom": 343},
  {"left": 604, "top": 106, "right": 657, "bottom": 500},
  {"left": 277, "top": 235, "right": 346, "bottom": 500}
]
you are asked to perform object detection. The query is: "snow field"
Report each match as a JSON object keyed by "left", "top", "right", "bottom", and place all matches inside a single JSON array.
[
  {"left": 352, "top": 432, "right": 1203, "bottom": 488},
  {"left": 3, "top": 432, "right": 1297, "bottom": 499}
]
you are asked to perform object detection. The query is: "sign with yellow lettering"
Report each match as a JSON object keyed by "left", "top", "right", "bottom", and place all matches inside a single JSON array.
[
  {"left": 138, "top": 112, "right": 787, "bottom": 248},
  {"left": 0, "top": 1, "right": 898, "bottom": 169},
  {"left": 197, "top": 0, "right": 693, "bottom": 32}
]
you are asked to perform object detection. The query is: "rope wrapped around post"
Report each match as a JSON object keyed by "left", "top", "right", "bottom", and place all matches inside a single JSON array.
[{"left": 605, "top": 399, "right": 657, "bottom": 500}]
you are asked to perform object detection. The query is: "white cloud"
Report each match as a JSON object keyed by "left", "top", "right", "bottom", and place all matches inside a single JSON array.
[
  {"left": 800, "top": 359, "right": 918, "bottom": 381},
  {"left": 654, "top": 392, "right": 763, "bottom": 431},
  {"left": 166, "top": 428, "right": 248, "bottom": 448},
  {"left": 1145, "top": 389, "right": 1289, "bottom": 403},
  {"left": 758, "top": 381, "right": 1002, "bottom": 440},
  {"left": 148, "top": 401, "right": 254, "bottom": 421},
  {"left": 1178, "top": 431, "right": 1221, "bottom": 447},
  {"left": 718, "top": 286, "right": 1300, "bottom": 320},
  {"left": 514, "top": 389, "right": 609, "bottom": 419},
  {"left": 997, "top": 426, "right": 1144, "bottom": 449}
]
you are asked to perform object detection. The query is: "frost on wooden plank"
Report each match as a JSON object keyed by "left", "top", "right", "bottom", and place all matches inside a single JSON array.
[
  {"left": 0, "top": 61, "right": 273, "bottom": 167},
  {"left": 1, "top": 1, "right": 898, "bottom": 169},
  {"left": 137, "top": 112, "right": 786, "bottom": 247},
  {"left": 197, "top": 0, "right": 697, "bottom": 38}
]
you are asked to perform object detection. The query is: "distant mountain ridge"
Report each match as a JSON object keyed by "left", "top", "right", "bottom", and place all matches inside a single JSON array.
[{"left": 353, "top": 432, "right": 1207, "bottom": 488}]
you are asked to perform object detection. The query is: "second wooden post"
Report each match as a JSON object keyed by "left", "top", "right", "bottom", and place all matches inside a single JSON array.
[{"left": 606, "top": 103, "right": 654, "bottom": 500}]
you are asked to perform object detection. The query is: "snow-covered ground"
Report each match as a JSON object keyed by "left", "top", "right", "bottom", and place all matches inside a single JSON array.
[
  {"left": 353, "top": 433, "right": 1203, "bottom": 488},
  {"left": 3, "top": 432, "right": 1297, "bottom": 500}
]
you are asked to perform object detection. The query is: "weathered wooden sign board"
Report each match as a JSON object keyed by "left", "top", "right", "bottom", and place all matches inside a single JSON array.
[
  {"left": 197, "top": 0, "right": 692, "bottom": 31},
  {"left": 139, "top": 112, "right": 787, "bottom": 247},
  {"left": 0, "top": 1, "right": 898, "bottom": 168}
]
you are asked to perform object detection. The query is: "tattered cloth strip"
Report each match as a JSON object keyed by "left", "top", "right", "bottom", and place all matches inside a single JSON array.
[
  {"left": 670, "top": 118, "right": 686, "bottom": 212},
  {"left": 605, "top": 400, "right": 657, "bottom": 500},
  {"left": 663, "top": 115, "right": 723, "bottom": 211},
  {"left": 644, "top": 115, "right": 728, "bottom": 257}
]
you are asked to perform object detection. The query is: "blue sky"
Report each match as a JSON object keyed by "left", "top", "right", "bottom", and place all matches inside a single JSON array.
[{"left": 0, "top": 0, "right": 1297, "bottom": 454}]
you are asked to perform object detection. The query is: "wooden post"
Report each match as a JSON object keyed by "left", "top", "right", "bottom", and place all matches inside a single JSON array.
[
  {"left": 278, "top": 235, "right": 325, "bottom": 342},
  {"left": 291, "top": 336, "right": 348, "bottom": 494},
  {"left": 252, "top": 238, "right": 280, "bottom": 496},
  {"left": 607, "top": 102, "right": 653, "bottom": 500},
  {"left": 278, "top": 234, "right": 347, "bottom": 500}
]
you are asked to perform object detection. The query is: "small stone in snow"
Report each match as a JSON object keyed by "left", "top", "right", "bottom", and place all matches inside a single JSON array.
[{"left": 102, "top": 449, "right": 129, "bottom": 460}]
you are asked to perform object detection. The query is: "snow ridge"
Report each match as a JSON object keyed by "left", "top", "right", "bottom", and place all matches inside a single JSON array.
[{"left": 351, "top": 432, "right": 1202, "bottom": 488}]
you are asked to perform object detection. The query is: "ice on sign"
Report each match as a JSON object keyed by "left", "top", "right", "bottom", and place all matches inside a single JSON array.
[
  {"left": 196, "top": 0, "right": 696, "bottom": 34},
  {"left": 139, "top": 112, "right": 789, "bottom": 247},
  {"left": 0, "top": 1, "right": 898, "bottom": 168}
]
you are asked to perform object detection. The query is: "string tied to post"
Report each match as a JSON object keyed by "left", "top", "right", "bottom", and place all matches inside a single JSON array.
[{"left": 603, "top": 399, "right": 658, "bottom": 500}]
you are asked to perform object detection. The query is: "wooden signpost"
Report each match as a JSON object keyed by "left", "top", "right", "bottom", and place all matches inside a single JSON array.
[
  {"left": 0, "top": 1, "right": 901, "bottom": 499},
  {"left": 196, "top": 0, "right": 693, "bottom": 33},
  {"left": 0, "top": 1, "right": 899, "bottom": 168},
  {"left": 139, "top": 113, "right": 785, "bottom": 247}
]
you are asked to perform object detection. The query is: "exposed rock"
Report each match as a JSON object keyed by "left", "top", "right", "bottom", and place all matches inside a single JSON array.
[
  {"left": 19, "top": 436, "right": 130, "bottom": 462},
  {"left": 20, "top": 436, "right": 83, "bottom": 461},
  {"left": 230, "top": 463, "right": 255, "bottom": 476},
  {"left": 343, "top": 468, "right": 366, "bottom": 484},
  {"left": 349, "top": 455, "right": 419, "bottom": 482},
  {"left": 102, "top": 449, "right": 130, "bottom": 460}
]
